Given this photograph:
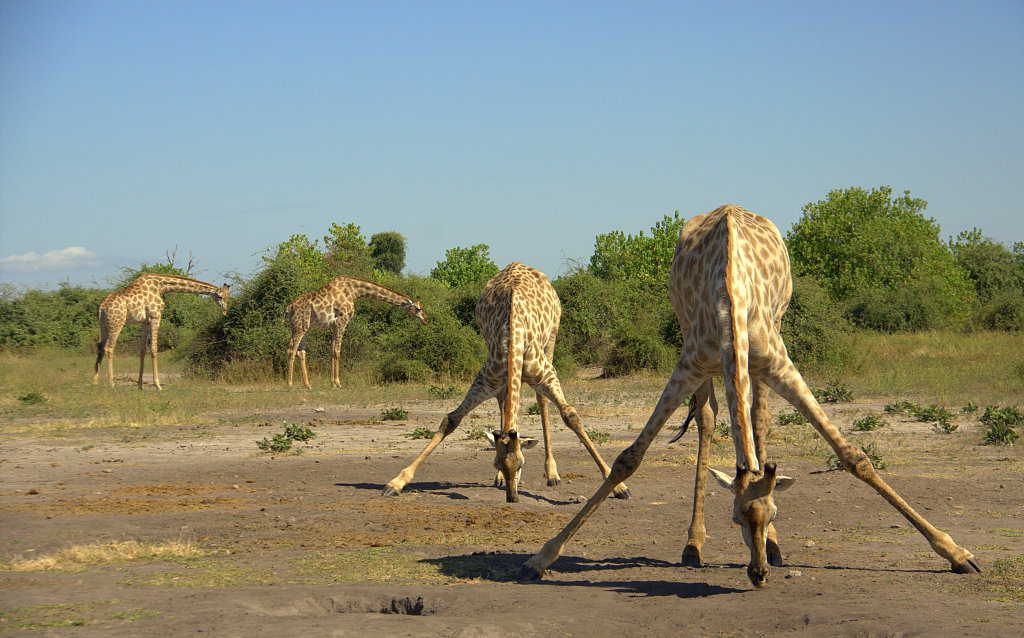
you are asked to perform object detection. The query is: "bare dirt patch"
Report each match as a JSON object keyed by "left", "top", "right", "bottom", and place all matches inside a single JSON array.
[{"left": 1, "top": 387, "right": 1022, "bottom": 636}]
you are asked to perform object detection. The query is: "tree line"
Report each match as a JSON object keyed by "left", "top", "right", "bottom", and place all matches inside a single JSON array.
[{"left": 2, "top": 186, "right": 1021, "bottom": 383}]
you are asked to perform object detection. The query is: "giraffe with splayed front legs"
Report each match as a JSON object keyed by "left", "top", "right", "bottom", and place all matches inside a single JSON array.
[
  {"left": 284, "top": 276, "right": 428, "bottom": 388},
  {"left": 520, "top": 205, "right": 980, "bottom": 587},
  {"left": 383, "top": 262, "right": 629, "bottom": 502},
  {"left": 94, "top": 274, "right": 229, "bottom": 390}
]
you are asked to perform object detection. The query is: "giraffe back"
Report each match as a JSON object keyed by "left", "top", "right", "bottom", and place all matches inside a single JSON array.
[
  {"left": 669, "top": 205, "right": 792, "bottom": 364},
  {"left": 475, "top": 262, "right": 560, "bottom": 363}
]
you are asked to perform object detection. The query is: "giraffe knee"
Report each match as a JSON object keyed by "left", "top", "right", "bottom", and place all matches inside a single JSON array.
[
  {"left": 845, "top": 449, "right": 878, "bottom": 481},
  {"left": 609, "top": 447, "right": 642, "bottom": 483},
  {"left": 440, "top": 415, "right": 459, "bottom": 435}
]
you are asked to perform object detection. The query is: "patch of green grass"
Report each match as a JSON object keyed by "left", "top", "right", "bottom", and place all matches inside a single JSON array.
[
  {"left": 526, "top": 402, "right": 541, "bottom": 416},
  {"left": 587, "top": 428, "right": 610, "bottom": 444},
  {"left": 777, "top": 410, "right": 806, "bottom": 426},
  {"left": 18, "top": 391, "right": 47, "bottom": 405},
  {"left": 291, "top": 548, "right": 451, "bottom": 585},
  {"left": 427, "top": 384, "right": 460, "bottom": 400},
  {"left": 380, "top": 406, "right": 409, "bottom": 421},
  {"left": 0, "top": 601, "right": 151, "bottom": 631},
  {"left": 978, "top": 554, "right": 1024, "bottom": 603},
  {"left": 129, "top": 561, "right": 276, "bottom": 588},
  {"left": 852, "top": 414, "right": 887, "bottom": 432},
  {"left": 403, "top": 427, "right": 435, "bottom": 440}
]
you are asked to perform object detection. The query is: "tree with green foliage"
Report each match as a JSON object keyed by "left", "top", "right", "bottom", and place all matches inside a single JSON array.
[
  {"left": 323, "top": 222, "right": 373, "bottom": 275},
  {"left": 786, "top": 186, "right": 975, "bottom": 331},
  {"left": 589, "top": 211, "right": 686, "bottom": 282},
  {"left": 0, "top": 283, "right": 107, "bottom": 349},
  {"left": 369, "top": 231, "right": 407, "bottom": 274},
  {"left": 430, "top": 244, "right": 500, "bottom": 288}
]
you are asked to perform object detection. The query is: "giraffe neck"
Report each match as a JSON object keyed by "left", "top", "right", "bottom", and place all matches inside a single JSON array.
[
  {"left": 348, "top": 279, "right": 412, "bottom": 307},
  {"left": 140, "top": 274, "right": 220, "bottom": 295}
]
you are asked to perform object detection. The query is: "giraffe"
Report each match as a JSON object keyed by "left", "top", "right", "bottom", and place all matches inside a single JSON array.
[
  {"left": 382, "top": 262, "right": 630, "bottom": 502},
  {"left": 520, "top": 205, "right": 980, "bottom": 586},
  {"left": 284, "top": 276, "right": 428, "bottom": 388},
  {"left": 93, "top": 274, "right": 229, "bottom": 390}
]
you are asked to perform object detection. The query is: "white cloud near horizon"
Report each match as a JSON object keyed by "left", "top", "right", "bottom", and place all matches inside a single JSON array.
[{"left": 0, "top": 247, "right": 103, "bottom": 273}]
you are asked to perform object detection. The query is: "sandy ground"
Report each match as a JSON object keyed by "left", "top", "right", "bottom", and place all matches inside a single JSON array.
[{"left": 1, "top": 381, "right": 1022, "bottom": 637}]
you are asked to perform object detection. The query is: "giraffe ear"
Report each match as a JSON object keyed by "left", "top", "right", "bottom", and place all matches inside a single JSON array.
[
  {"left": 484, "top": 431, "right": 496, "bottom": 448},
  {"left": 519, "top": 437, "right": 540, "bottom": 450},
  {"left": 708, "top": 468, "right": 735, "bottom": 490}
]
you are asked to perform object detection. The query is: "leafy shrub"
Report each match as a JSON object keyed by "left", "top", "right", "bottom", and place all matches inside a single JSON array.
[
  {"left": 961, "top": 401, "right": 979, "bottom": 414},
  {"left": 777, "top": 410, "right": 806, "bottom": 426},
  {"left": 885, "top": 399, "right": 919, "bottom": 415},
  {"left": 779, "top": 276, "right": 851, "bottom": 370},
  {"left": 526, "top": 402, "right": 541, "bottom": 416},
  {"left": 381, "top": 407, "right": 409, "bottom": 421},
  {"left": 430, "top": 244, "right": 499, "bottom": 288},
  {"left": 589, "top": 211, "right": 686, "bottom": 282},
  {"left": 981, "top": 405, "right": 1022, "bottom": 446},
  {"left": 428, "top": 385, "right": 461, "bottom": 400},
  {"left": 587, "top": 429, "right": 611, "bottom": 444},
  {"left": 978, "top": 290, "right": 1024, "bottom": 331},
  {"left": 812, "top": 380, "right": 852, "bottom": 403},
  {"left": 852, "top": 415, "right": 887, "bottom": 431},
  {"left": 602, "top": 322, "right": 675, "bottom": 378},
  {"left": 464, "top": 425, "right": 487, "bottom": 441},
  {"left": 787, "top": 186, "right": 976, "bottom": 331},
  {"left": 282, "top": 422, "right": 316, "bottom": 441},
  {"left": 827, "top": 443, "right": 887, "bottom": 472},
  {"left": 403, "top": 427, "right": 435, "bottom": 439},
  {"left": 256, "top": 433, "right": 293, "bottom": 453}
]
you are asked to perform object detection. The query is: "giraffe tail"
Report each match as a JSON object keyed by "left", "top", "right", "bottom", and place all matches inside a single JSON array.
[
  {"left": 503, "top": 290, "right": 525, "bottom": 434},
  {"left": 721, "top": 215, "right": 758, "bottom": 472},
  {"left": 95, "top": 310, "right": 108, "bottom": 373}
]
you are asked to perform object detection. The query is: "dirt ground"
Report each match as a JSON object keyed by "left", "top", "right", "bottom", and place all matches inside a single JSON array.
[{"left": 2, "top": 380, "right": 1022, "bottom": 637}]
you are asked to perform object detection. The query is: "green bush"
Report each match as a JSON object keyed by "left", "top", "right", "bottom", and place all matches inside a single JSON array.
[
  {"left": 603, "top": 325, "right": 675, "bottom": 377},
  {"left": 981, "top": 405, "right": 1022, "bottom": 446},
  {"left": 0, "top": 283, "right": 107, "bottom": 350},
  {"left": 787, "top": 186, "right": 976, "bottom": 331},
  {"left": 978, "top": 290, "right": 1024, "bottom": 331},
  {"left": 780, "top": 276, "right": 851, "bottom": 370},
  {"left": 852, "top": 415, "right": 887, "bottom": 431}
]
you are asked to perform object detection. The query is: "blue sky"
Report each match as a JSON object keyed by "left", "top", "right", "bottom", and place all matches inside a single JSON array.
[{"left": 2, "top": 1, "right": 1022, "bottom": 289}]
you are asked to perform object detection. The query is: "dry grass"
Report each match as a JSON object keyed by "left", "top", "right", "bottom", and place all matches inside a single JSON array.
[{"left": 2, "top": 536, "right": 205, "bottom": 572}]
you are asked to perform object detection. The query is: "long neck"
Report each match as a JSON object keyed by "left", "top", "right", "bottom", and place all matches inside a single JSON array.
[
  {"left": 144, "top": 274, "right": 219, "bottom": 296},
  {"left": 349, "top": 279, "right": 411, "bottom": 306}
]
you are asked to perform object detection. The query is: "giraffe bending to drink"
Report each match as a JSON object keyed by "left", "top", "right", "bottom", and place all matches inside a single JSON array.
[
  {"left": 285, "top": 276, "right": 428, "bottom": 388},
  {"left": 520, "top": 205, "right": 980, "bottom": 586},
  {"left": 94, "top": 274, "right": 229, "bottom": 390},
  {"left": 383, "top": 262, "right": 629, "bottom": 502}
]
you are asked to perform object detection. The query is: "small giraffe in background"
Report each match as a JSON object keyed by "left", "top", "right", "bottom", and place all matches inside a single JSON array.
[
  {"left": 520, "top": 205, "right": 979, "bottom": 586},
  {"left": 284, "top": 276, "right": 428, "bottom": 388},
  {"left": 383, "top": 262, "right": 629, "bottom": 502},
  {"left": 94, "top": 274, "right": 229, "bottom": 389}
]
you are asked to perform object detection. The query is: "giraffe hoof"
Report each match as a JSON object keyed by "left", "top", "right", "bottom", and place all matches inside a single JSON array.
[
  {"left": 517, "top": 564, "right": 544, "bottom": 583},
  {"left": 547, "top": 477, "right": 562, "bottom": 487},
  {"left": 381, "top": 486, "right": 401, "bottom": 497},
  {"left": 612, "top": 485, "right": 631, "bottom": 500},
  {"left": 682, "top": 546, "right": 703, "bottom": 567},
  {"left": 952, "top": 557, "right": 982, "bottom": 574},
  {"left": 767, "top": 541, "right": 783, "bottom": 567}
]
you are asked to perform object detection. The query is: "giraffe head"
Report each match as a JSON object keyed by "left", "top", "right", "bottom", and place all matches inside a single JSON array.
[
  {"left": 709, "top": 462, "right": 795, "bottom": 588},
  {"left": 212, "top": 284, "right": 230, "bottom": 315},
  {"left": 403, "top": 298, "right": 428, "bottom": 325},
  {"left": 491, "top": 429, "right": 539, "bottom": 503}
]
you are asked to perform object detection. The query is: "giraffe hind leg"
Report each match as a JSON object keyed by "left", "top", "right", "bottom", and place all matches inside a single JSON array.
[{"left": 683, "top": 378, "right": 716, "bottom": 567}]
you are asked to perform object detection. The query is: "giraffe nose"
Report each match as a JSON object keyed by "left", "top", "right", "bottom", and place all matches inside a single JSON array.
[{"left": 747, "top": 563, "right": 770, "bottom": 588}]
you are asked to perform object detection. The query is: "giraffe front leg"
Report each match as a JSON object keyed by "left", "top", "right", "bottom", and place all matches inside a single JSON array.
[
  {"left": 383, "top": 367, "right": 501, "bottom": 496},
  {"left": 684, "top": 380, "right": 716, "bottom": 567},
  {"left": 521, "top": 360, "right": 700, "bottom": 581},
  {"left": 752, "top": 380, "right": 781, "bottom": 566},
  {"left": 149, "top": 319, "right": 161, "bottom": 390},
  {"left": 137, "top": 325, "right": 149, "bottom": 389},
  {"left": 767, "top": 356, "right": 981, "bottom": 575},
  {"left": 537, "top": 394, "right": 561, "bottom": 487}
]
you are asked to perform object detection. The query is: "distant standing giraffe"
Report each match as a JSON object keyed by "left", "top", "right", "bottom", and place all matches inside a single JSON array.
[
  {"left": 284, "top": 276, "right": 428, "bottom": 388},
  {"left": 383, "top": 262, "right": 630, "bottom": 502},
  {"left": 94, "top": 274, "right": 229, "bottom": 390},
  {"left": 520, "top": 205, "right": 980, "bottom": 586}
]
